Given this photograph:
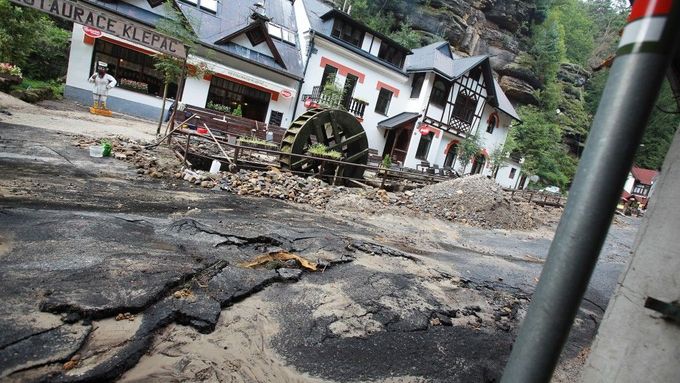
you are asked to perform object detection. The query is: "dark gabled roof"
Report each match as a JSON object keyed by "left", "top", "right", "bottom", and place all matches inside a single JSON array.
[
  {"left": 319, "top": 9, "right": 411, "bottom": 54},
  {"left": 406, "top": 41, "right": 520, "bottom": 121},
  {"left": 493, "top": 80, "right": 520, "bottom": 121},
  {"left": 378, "top": 112, "right": 421, "bottom": 129},
  {"left": 214, "top": 21, "right": 286, "bottom": 69},
  {"left": 83, "top": 0, "right": 163, "bottom": 27},
  {"left": 176, "top": 0, "right": 304, "bottom": 79},
  {"left": 83, "top": 0, "right": 304, "bottom": 79},
  {"left": 302, "top": 0, "right": 410, "bottom": 75}
]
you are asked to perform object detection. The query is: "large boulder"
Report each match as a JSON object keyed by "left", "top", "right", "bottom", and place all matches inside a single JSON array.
[
  {"left": 0, "top": 74, "right": 22, "bottom": 92},
  {"left": 498, "top": 61, "right": 543, "bottom": 89},
  {"left": 499, "top": 76, "right": 539, "bottom": 105},
  {"left": 10, "top": 88, "right": 54, "bottom": 103}
]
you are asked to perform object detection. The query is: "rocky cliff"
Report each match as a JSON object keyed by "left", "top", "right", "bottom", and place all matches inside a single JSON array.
[{"left": 399, "top": 0, "right": 543, "bottom": 105}]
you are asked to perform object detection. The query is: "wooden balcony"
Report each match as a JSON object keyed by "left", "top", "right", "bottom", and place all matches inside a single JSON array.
[
  {"left": 422, "top": 115, "right": 473, "bottom": 138},
  {"left": 302, "top": 86, "right": 369, "bottom": 118}
]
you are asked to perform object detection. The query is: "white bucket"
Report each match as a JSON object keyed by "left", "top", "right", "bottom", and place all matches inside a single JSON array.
[
  {"left": 89, "top": 145, "right": 104, "bottom": 158},
  {"left": 209, "top": 160, "right": 222, "bottom": 174}
]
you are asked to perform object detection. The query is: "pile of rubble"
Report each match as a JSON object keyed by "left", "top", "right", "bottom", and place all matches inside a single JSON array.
[
  {"left": 219, "top": 168, "right": 347, "bottom": 207},
  {"left": 73, "top": 136, "right": 179, "bottom": 179},
  {"left": 73, "top": 135, "right": 541, "bottom": 230},
  {"left": 410, "top": 175, "right": 536, "bottom": 230}
]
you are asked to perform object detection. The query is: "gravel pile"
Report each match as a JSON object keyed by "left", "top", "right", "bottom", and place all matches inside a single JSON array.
[
  {"left": 219, "top": 168, "right": 348, "bottom": 207},
  {"left": 410, "top": 175, "right": 536, "bottom": 230}
]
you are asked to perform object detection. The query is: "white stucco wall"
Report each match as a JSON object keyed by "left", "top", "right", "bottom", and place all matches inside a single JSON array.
[
  {"left": 295, "top": 37, "right": 411, "bottom": 154},
  {"left": 65, "top": 24, "right": 170, "bottom": 120},
  {"left": 623, "top": 173, "right": 635, "bottom": 193},
  {"left": 231, "top": 34, "right": 274, "bottom": 57}
]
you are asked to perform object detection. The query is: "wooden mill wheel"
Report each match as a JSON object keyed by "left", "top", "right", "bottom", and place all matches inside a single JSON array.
[{"left": 279, "top": 108, "right": 369, "bottom": 180}]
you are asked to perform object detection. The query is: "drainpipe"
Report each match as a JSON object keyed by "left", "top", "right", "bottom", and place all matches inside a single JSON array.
[
  {"left": 501, "top": 1, "right": 680, "bottom": 382},
  {"left": 292, "top": 30, "right": 315, "bottom": 119}
]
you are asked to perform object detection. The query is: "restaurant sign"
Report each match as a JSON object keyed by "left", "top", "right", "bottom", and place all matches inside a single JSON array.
[{"left": 8, "top": 0, "right": 186, "bottom": 58}]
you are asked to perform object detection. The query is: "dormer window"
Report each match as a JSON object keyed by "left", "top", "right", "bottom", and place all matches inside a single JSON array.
[
  {"left": 267, "top": 23, "right": 296, "bottom": 45},
  {"left": 377, "top": 43, "right": 405, "bottom": 68},
  {"left": 246, "top": 28, "right": 266, "bottom": 46},
  {"left": 430, "top": 76, "right": 449, "bottom": 107},
  {"left": 331, "top": 18, "right": 364, "bottom": 47},
  {"left": 180, "top": 0, "right": 217, "bottom": 13},
  {"left": 469, "top": 66, "right": 482, "bottom": 81}
]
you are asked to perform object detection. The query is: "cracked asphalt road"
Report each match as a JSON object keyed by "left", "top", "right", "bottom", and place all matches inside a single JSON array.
[{"left": 0, "top": 123, "right": 639, "bottom": 382}]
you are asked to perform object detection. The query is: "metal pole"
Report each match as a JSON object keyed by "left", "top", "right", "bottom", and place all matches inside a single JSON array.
[{"left": 501, "top": 1, "right": 680, "bottom": 382}]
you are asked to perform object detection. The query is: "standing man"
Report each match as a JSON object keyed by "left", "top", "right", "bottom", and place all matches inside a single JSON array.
[{"left": 89, "top": 62, "right": 117, "bottom": 110}]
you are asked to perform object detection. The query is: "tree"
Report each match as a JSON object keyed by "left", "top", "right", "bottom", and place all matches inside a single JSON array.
[
  {"left": 635, "top": 80, "right": 679, "bottom": 169},
  {"left": 511, "top": 106, "right": 575, "bottom": 189},
  {"left": 551, "top": 0, "right": 594, "bottom": 66},
  {"left": 489, "top": 135, "right": 515, "bottom": 179},
  {"left": 457, "top": 133, "right": 481, "bottom": 171},
  {"left": 154, "top": 1, "right": 199, "bottom": 134},
  {"left": 530, "top": 13, "right": 566, "bottom": 84},
  {"left": 0, "top": 0, "right": 70, "bottom": 80}
]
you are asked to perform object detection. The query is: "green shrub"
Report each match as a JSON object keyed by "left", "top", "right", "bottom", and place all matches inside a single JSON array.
[
  {"left": 206, "top": 100, "right": 230, "bottom": 113},
  {"left": 307, "top": 143, "right": 342, "bottom": 159}
]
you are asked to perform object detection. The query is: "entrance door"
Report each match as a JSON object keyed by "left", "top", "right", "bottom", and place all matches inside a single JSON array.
[
  {"left": 444, "top": 144, "right": 458, "bottom": 168},
  {"left": 470, "top": 154, "right": 486, "bottom": 174},
  {"left": 341, "top": 74, "right": 358, "bottom": 109}
]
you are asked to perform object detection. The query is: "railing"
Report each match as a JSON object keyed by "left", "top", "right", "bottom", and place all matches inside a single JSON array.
[
  {"left": 174, "top": 104, "right": 287, "bottom": 143},
  {"left": 302, "top": 86, "right": 369, "bottom": 118},
  {"left": 422, "top": 116, "right": 472, "bottom": 138},
  {"left": 504, "top": 188, "right": 566, "bottom": 208}
]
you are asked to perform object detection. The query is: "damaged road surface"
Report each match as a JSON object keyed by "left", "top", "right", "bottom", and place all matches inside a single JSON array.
[{"left": 0, "top": 124, "right": 638, "bottom": 382}]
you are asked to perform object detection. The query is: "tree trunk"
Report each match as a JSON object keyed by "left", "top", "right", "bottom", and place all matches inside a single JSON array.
[{"left": 156, "top": 82, "right": 169, "bottom": 135}]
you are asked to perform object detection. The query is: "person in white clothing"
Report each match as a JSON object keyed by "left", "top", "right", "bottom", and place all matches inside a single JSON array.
[{"left": 88, "top": 66, "right": 117, "bottom": 110}]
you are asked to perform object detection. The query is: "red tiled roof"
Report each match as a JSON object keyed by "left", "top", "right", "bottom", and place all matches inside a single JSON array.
[
  {"left": 621, "top": 191, "right": 632, "bottom": 200},
  {"left": 631, "top": 166, "right": 658, "bottom": 185}
]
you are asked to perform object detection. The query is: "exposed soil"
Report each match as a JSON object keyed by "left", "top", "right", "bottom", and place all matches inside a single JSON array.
[{"left": 0, "top": 98, "right": 640, "bottom": 382}]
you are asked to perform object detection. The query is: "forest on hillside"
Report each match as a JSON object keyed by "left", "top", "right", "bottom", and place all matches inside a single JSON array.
[{"left": 336, "top": 0, "right": 678, "bottom": 187}]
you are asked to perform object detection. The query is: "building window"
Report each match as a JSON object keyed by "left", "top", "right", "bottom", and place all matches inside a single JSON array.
[
  {"left": 93, "top": 39, "right": 175, "bottom": 97},
  {"left": 320, "top": 65, "right": 338, "bottom": 88},
  {"left": 430, "top": 77, "right": 449, "bottom": 107},
  {"left": 246, "top": 28, "right": 266, "bottom": 46},
  {"left": 410, "top": 73, "right": 425, "bottom": 98},
  {"left": 207, "top": 76, "right": 271, "bottom": 122},
  {"left": 375, "top": 88, "right": 393, "bottom": 115},
  {"left": 416, "top": 132, "right": 434, "bottom": 160},
  {"left": 632, "top": 183, "right": 650, "bottom": 196},
  {"left": 179, "top": 0, "right": 217, "bottom": 13},
  {"left": 267, "top": 23, "right": 296, "bottom": 45},
  {"left": 269, "top": 110, "right": 283, "bottom": 126},
  {"left": 469, "top": 65, "right": 482, "bottom": 81},
  {"left": 331, "top": 18, "right": 364, "bottom": 47},
  {"left": 486, "top": 114, "right": 497, "bottom": 134},
  {"left": 509, "top": 168, "right": 516, "bottom": 179},
  {"left": 451, "top": 91, "right": 477, "bottom": 124},
  {"left": 377, "top": 43, "right": 405, "bottom": 68}
]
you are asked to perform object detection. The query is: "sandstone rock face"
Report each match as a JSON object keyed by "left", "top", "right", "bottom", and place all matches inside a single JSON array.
[
  {"left": 499, "top": 76, "right": 539, "bottom": 105},
  {"left": 558, "top": 63, "right": 591, "bottom": 87}
]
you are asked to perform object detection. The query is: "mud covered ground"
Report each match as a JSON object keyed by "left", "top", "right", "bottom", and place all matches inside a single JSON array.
[{"left": 0, "top": 121, "right": 639, "bottom": 382}]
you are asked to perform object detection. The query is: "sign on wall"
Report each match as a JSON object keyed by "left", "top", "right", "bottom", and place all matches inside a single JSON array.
[{"left": 8, "top": 0, "right": 186, "bottom": 58}]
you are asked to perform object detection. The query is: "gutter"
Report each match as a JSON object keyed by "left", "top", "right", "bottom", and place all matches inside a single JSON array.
[{"left": 292, "top": 30, "right": 316, "bottom": 118}]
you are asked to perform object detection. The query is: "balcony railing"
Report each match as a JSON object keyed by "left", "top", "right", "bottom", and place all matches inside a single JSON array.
[{"left": 302, "top": 86, "right": 369, "bottom": 118}]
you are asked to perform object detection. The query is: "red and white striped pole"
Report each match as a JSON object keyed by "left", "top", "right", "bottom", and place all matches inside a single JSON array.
[{"left": 501, "top": 0, "right": 680, "bottom": 382}]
